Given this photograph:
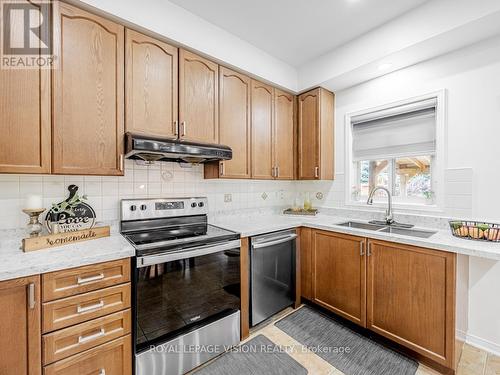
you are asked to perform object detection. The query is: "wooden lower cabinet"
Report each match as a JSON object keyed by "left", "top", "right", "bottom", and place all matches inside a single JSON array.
[
  {"left": 367, "top": 239, "right": 456, "bottom": 368},
  {"left": 0, "top": 276, "right": 41, "bottom": 375},
  {"left": 311, "top": 230, "right": 366, "bottom": 326},
  {"left": 43, "top": 310, "right": 131, "bottom": 365},
  {"left": 302, "top": 229, "right": 457, "bottom": 370},
  {"left": 44, "top": 335, "right": 131, "bottom": 375},
  {"left": 299, "top": 227, "right": 312, "bottom": 300},
  {"left": 42, "top": 259, "right": 131, "bottom": 302}
]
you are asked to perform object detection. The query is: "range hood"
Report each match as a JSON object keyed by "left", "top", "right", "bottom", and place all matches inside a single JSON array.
[{"left": 124, "top": 133, "right": 232, "bottom": 164}]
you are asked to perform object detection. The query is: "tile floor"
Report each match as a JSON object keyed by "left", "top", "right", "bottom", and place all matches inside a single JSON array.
[{"left": 194, "top": 306, "right": 500, "bottom": 375}]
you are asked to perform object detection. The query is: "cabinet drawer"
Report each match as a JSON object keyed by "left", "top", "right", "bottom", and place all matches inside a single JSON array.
[
  {"left": 43, "top": 309, "right": 131, "bottom": 365},
  {"left": 42, "top": 259, "right": 130, "bottom": 302},
  {"left": 44, "top": 335, "right": 132, "bottom": 375},
  {"left": 43, "top": 283, "right": 131, "bottom": 333}
]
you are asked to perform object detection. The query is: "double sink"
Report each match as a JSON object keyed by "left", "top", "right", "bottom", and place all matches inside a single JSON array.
[{"left": 336, "top": 221, "right": 437, "bottom": 238}]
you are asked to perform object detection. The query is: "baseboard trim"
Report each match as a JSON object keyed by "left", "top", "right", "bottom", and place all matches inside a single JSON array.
[{"left": 465, "top": 332, "right": 500, "bottom": 357}]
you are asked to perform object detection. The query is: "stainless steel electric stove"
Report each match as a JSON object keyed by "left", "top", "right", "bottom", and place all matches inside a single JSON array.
[{"left": 120, "top": 197, "right": 241, "bottom": 375}]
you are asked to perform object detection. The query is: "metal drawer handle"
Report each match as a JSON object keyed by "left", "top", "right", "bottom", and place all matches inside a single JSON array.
[
  {"left": 77, "top": 273, "right": 104, "bottom": 285},
  {"left": 78, "top": 328, "right": 105, "bottom": 344},
  {"left": 252, "top": 234, "right": 297, "bottom": 249},
  {"left": 28, "top": 283, "right": 36, "bottom": 309},
  {"left": 314, "top": 166, "right": 320, "bottom": 178},
  {"left": 77, "top": 300, "right": 104, "bottom": 313},
  {"left": 119, "top": 154, "right": 124, "bottom": 172},
  {"left": 360, "top": 242, "right": 365, "bottom": 256}
]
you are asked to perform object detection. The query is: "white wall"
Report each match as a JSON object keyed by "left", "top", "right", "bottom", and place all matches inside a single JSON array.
[
  {"left": 73, "top": 0, "right": 298, "bottom": 91},
  {"left": 331, "top": 35, "right": 500, "bottom": 354}
]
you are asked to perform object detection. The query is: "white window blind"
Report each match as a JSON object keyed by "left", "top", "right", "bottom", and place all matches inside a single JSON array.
[{"left": 351, "top": 98, "right": 437, "bottom": 161}]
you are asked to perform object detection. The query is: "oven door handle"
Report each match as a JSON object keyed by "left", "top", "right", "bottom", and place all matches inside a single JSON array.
[
  {"left": 137, "top": 239, "right": 241, "bottom": 267},
  {"left": 252, "top": 234, "right": 297, "bottom": 249}
]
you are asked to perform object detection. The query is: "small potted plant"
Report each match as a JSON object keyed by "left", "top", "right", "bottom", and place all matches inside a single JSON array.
[{"left": 423, "top": 190, "right": 435, "bottom": 205}]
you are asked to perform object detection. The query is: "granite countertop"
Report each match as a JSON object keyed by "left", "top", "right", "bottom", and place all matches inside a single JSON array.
[
  {"left": 0, "top": 228, "right": 135, "bottom": 282},
  {"left": 212, "top": 214, "right": 500, "bottom": 261},
  {"left": 1, "top": 212, "right": 499, "bottom": 282}
]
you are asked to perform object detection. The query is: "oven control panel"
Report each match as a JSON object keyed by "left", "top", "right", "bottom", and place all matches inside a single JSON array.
[{"left": 121, "top": 197, "right": 208, "bottom": 221}]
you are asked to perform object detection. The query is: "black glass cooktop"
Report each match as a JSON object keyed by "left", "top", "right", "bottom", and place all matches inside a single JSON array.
[{"left": 124, "top": 224, "right": 240, "bottom": 256}]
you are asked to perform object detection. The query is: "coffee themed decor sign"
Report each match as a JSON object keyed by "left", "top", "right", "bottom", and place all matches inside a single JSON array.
[{"left": 45, "top": 185, "right": 96, "bottom": 233}]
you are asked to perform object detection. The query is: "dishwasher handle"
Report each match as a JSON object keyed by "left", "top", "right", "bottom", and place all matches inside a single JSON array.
[{"left": 252, "top": 234, "right": 297, "bottom": 249}]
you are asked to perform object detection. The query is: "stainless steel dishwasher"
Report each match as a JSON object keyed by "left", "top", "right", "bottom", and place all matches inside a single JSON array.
[{"left": 250, "top": 229, "right": 297, "bottom": 326}]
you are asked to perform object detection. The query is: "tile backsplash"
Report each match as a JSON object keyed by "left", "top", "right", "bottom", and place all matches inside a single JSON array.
[
  {"left": 0, "top": 161, "right": 475, "bottom": 230},
  {"left": 0, "top": 160, "right": 297, "bottom": 230}
]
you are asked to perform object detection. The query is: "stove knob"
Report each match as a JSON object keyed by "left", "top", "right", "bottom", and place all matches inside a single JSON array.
[
  {"left": 191, "top": 202, "right": 197, "bottom": 208},
  {"left": 140, "top": 204, "right": 147, "bottom": 211},
  {"left": 198, "top": 202, "right": 204, "bottom": 208},
  {"left": 130, "top": 205, "right": 137, "bottom": 211}
]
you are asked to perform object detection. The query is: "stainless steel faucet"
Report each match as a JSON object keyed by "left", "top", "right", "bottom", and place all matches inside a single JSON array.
[{"left": 367, "top": 186, "right": 394, "bottom": 224}]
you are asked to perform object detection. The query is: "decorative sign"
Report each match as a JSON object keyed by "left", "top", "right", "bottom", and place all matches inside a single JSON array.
[
  {"left": 22, "top": 226, "right": 110, "bottom": 252},
  {"left": 45, "top": 185, "right": 96, "bottom": 233}
]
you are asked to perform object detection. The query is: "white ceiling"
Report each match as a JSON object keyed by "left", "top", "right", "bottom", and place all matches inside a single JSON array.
[{"left": 168, "top": 0, "right": 430, "bottom": 67}]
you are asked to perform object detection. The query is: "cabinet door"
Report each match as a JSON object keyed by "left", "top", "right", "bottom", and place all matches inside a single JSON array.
[
  {"left": 367, "top": 240, "right": 455, "bottom": 367},
  {"left": 273, "top": 89, "right": 295, "bottom": 180},
  {"left": 179, "top": 49, "right": 218, "bottom": 144},
  {"left": 251, "top": 81, "right": 274, "bottom": 179},
  {"left": 44, "top": 336, "right": 131, "bottom": 375},
  {"left": 0, "top": 275, "right": 41, "bottom": 375},
  {"left": 312, "top": 230, "right": 366, "bottom": 326},
  {"left": 52, "top": 3, "right": 124, "bottom": 175},
  {"left": 218, "top": 67, "right": 251, "bottom": 178},
  {"left": 298, "top": 89, "right": 320, "bottom": 180},
  {"left": 0, "top": 0, "right": 50, "bottom": 174},
  {"left": 125, "top": 29, "right": 178, "bottom": 138}
]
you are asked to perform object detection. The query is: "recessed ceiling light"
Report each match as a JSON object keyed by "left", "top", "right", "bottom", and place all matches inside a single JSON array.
[{"left": 378, "top": 62, "right": 393, "bottom": 71}]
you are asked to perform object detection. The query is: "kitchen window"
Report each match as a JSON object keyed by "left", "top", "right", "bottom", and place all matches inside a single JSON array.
[{"left": 346, "top": 92, "right": 445, "bottom": 210}]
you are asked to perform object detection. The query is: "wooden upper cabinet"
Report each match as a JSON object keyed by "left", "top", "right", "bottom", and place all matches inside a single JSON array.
[
  {"left": 251, "top": 81, "right": 274, "bottom": 179},
  {"left": 0, "top": 275, "right": 41, "bottom": 375},
  {"left": 0, "top": 0, "right": 50, "bottom": 174},
  {"left": 298, "top": 88, "right": 334, "bottom": 180},
  {"left": 367, "top": 240, "right": 456, "bottom": 368},
  {"left": 215, "top": 67, "right": 251, "bottom": 178},
  {"left": 125, "top": 29, "right": 178, "bottom": 138},
  {"left": 179, "top": 49, "right": 218, "bottom": 144},
  {"left": 273, "top": 89, "right": 295, "bottom": 180},
  {"left": 52, "top": 2, "right": 124, "bottom": 175},
  {"left": 311, "top": 230, "right": 366, "bottom": 326}
]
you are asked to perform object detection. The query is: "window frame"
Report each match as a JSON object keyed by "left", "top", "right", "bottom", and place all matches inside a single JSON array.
[{"left": 344, "top": 90, "right": 447, "bottom": 213}]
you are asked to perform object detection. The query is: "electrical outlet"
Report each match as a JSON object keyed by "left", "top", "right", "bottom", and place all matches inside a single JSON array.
[
  {"left": 161, "top": 171, "right": 174, "bottom": 182},
  {"left": 224, "top": 193, "right": 232, "bottom": 203}
]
